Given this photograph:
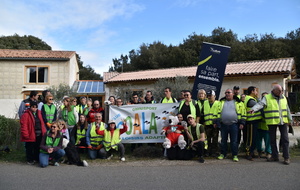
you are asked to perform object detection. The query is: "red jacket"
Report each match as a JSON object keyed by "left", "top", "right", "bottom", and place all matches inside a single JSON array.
[
  {"left": 20, "top": 109, "right": 46, "bottom": 142},
  {"left": 87, "top": 107, "right": 105, "bottom": 123}
]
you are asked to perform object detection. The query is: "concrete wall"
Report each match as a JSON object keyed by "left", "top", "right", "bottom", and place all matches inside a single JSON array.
[{"left": 0, "top": 55, "right": 78, "bottom": 118}]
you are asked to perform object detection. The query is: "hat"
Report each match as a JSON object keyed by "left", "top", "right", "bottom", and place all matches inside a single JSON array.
[
  {"left": 233, "top": 86, "right": 240, "bottom": 90},
  {"left": 30, "top": 101, "right": 38, "bottom": 107},
  {"left": 187, "top": 114, "right": 194, "bottom": 119},
  {"left": 207, "top": 90, "right": 216, "bottom": 96},
  {"left": 108, "top": 120, "right": 116, "bottom": 124}
]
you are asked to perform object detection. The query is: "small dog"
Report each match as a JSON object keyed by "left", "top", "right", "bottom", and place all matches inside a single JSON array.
[{"left": 62, "top": 138, "right": 88, "bottom": 167}]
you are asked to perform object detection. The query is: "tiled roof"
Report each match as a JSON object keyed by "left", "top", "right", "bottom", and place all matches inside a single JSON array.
[
  {"left": 104, "top": 57, "right": 294, "bottom": 83},
  {"left": 103, "top": 72, "right": 119, "bottom": 82},
  {"left": 0, "top": 49, "right": 75, "bottom": 59}
]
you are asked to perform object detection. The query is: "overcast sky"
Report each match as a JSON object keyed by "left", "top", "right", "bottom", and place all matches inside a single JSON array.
[{"left": 1, "top": 0, "right": 299, "bottom": 75}]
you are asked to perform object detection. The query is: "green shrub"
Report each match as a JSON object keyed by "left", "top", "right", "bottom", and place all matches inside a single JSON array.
[{"left": 0, "top": 115, "right": 21, "bottom": 150}]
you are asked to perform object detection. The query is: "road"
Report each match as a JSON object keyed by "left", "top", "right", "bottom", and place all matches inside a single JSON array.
[{"left": 0, "top": 156, "right": 299, "bottom": 190}]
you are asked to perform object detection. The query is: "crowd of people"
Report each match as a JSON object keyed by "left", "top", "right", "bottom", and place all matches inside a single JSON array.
[{"left": 19, "top": 84, "right": 293, "bottom": 167}]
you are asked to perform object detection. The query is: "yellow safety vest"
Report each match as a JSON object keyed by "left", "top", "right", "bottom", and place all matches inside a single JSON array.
[
  {"left": 103, "top": 129, "right": 121, "bottom": 151},
  {"left": 244, "top": 95, "right": 262, "bottom": 121},
  {"left": 264, "top": 94, "right": 288, "bottom": 125},
  {"left": 179, "top": 100, "right": 197, "bottom": 119},
  {"left": 89, "top": 122, "right": 105, "bottom": 146},
  {"left": 203, "top": 100, "right": 219, "bottom": 125}
]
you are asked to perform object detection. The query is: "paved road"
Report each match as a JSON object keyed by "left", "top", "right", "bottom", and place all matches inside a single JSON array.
[{"left": 1, "top": 156, "right": 299, "bottom": 190}]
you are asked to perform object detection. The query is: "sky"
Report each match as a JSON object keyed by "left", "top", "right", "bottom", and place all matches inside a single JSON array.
[{"left": 1, "top": 0, "right": 299, "bottom": 75}]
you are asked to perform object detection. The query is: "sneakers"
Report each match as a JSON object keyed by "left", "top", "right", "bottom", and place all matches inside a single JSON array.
[
  {"left": 217, "top": 154, "right": 225, "bottom": 160},
  {"left": 27, "top": 161, "right": 35, "bottom": 165},
  {"left": 283, "top": 158, "right": 290, "bottom": 165},
  {"left": 82, "top": 160, "right": 89, "bottom": 167},
  {"left": 120, "top": 157, "right": 125, "bottom": 162},
  {"left": 198, "top": 157, "right": 205, "bottom": 163},
  {"left": 266, "top": 153, "right": 271, "bottom": 160},
  {"left": 54, "top": 162, "right": 60, "bottom": 166},
  {"left": 267, "top": 157, "right": 279, "bottom": 162},
  {"left": 233, "top": 156, "right": 239, "bottom": 162},
  {"left": 107, "top": 154, "right": 113, "bottom": 160}
]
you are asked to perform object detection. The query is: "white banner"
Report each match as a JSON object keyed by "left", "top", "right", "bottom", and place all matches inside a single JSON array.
[{"left": 109, "top": 103, "right": 179, "bottom": 143}]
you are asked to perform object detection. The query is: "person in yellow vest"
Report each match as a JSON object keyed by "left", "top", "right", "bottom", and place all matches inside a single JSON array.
[
  {"left": 214, "top": 89, "right": 246, "bottom": 162},
  {"left": 60, "top": 96, "right": 79, "bottom": 145},
  {"left": 178, "top": 90, "right": 200, "bottom": 123},
  {"left": 74, "top": 114, "right": 88, "bottom": 148},
  {"left": 76, "top": 96, "right": 89, "bottom": 116},
  {"left": 197, "top": 89, "right": 207, "bottom": 125},
  {"left": 250, "top": 84, "right": 292, "bottom": 165},
  {"left": 96, "top": 120, "right": 128, "bottom": 161},
  {"left": 39, "top": 121, "right": 65, "bottom": 167},
  {"left": 256, "top": 92, "right": 272, "bottom": 159},
  {"left": 203, "top": 90, "right": 220, "bottom": 157},
  {"left": 244, "top": 86, "right": 262, "bottom": 161},
  {"left": 159, "top": 87, "right": 178, "bottom": 103},
  {"left": 186, "top": 114, "right": 206, "bottom": 163},
  {"left": 86, "top": 112, "right": 106, "bottom": 159},
  {"left": 41, "top": 94, "right": 57, "bottom": 129}
]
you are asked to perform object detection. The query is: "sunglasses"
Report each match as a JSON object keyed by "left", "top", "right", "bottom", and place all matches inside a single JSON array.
[
  {"left": 184, "top": 94, "right": 190, "bottom": 97},
  {"left": 94, "top": 104, "right": 99, "bottom": 106},
  {"left": 51, "top": 126, "right": 57, "bottom": 129},
  {"left": 133, "top": 97, "right": 138, "bottom": 98},
  {"left": 49, "top": 99, "right": 53, "bottom": 100},
  {"left": 225, "top": 92, "right": 232, "bottom": 94}
]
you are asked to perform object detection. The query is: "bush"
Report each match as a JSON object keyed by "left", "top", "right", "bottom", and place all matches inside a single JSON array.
[{"left": 0, "top": 115, "right": 21, "bottom": 150}]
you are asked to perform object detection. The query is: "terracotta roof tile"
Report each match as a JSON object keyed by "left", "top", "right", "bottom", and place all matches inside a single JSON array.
[
  {"left": 0, "top": 49, "right": 75, "bottom": 59},
  {"left": 105, "top": 57, "right": 294, "bottom": 83}
]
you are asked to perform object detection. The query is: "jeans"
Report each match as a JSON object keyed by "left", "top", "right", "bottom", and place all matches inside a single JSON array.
[
  {"left": 268, "top": 124, "right": 289, "bottom": 159},
  {"left": 39, "top": 149, "right": 65, "bottom": 167},
  {"left": 220, "top": 123, "right": 239, "bottom": 156}
]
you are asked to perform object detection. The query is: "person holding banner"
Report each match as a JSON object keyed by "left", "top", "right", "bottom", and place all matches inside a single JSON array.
[
  {"left": 86, "top": 112, "right": 106, "bottom": 159},
  {"left": 178, "top": 90, "right": 200, "bottom": 123},
  {"left": 214, "top": 89, "right": 246, "bottom": 162},
  {"left": 159, "top": 87, "right": 178, "bottom": 103},
  {"left": 197, "top": 89, "right": 207, "bottom": 125},
  {"left": 96, "top": 120, "right": 128, "bottom": 161}
]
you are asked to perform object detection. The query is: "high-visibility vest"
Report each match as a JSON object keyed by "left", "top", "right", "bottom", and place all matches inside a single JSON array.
[
  {"left": 244, "top": 96, "right": 262, "bottom": 121},
  {"left": 43, "top": 104, "right": 56, "bottom": 123},
  {"left": 103, "top": 128, "right": 121, "bottom": 151},
  {"left": 62, "top": 105, "right": 76, "bottom": 126},
  {"left": 179, "top": 100, "right": 197, "bottom": 119},
  {"left": 161, "top": 97, "right": 176, "bottom": 103},
  {"left": 76, "top": 128, "right": 86, "bottom": 145},
  {"left": 203, "top": 100, "right": 219, "bottom": 125},
  {"left": 76, "top": 104, "right": 89, "bottom": 115},
  {"left": 217, "top": 100, "right": 246, "bottom": 121},
  {"left": 40, "top": 131, "right": 62, "bottom": 153},
  {"left": 188, "top": 124, "right": 202, "bottom": 141},
  {"left": 89, "top": 122, "right": 105, "bottom": 146},
  {"left": 264, "top": 94, "right": 289, "bottom": 125}
]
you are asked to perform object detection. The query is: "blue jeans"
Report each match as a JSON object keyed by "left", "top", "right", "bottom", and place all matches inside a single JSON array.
[
  {"left": 220, "top": 123, "right": 239, "bottom": 156},
  {"left": 39, "top": 149, "right": 65, "bottom": 168}
]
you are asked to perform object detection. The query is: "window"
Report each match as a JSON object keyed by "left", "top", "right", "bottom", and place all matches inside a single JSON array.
[{"left": 26, "top": 66, "right": 49, "bottom": 83}]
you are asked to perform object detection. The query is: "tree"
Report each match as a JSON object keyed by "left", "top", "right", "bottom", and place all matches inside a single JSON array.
[
  {"left": 0, "top": 34, "right": 51, "bottom": 50},
  {"left": 47, "top": 83, "right": 76, "bottom": 108},
  {"left": 77, "top": 54, "right": 102, "bottom": 80},
  {"left": 153, "top": 76, "right": 192, "bottom": 102}
]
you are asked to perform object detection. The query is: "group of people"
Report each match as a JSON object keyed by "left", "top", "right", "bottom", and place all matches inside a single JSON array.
[
  {"left": 19, "top": 90, "right": 126, "bottom": 167},
  {"left": 19, "top": 83, "right": 292, "bottom": 167}
]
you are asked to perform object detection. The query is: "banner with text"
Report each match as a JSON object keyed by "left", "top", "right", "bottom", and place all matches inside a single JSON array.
[
  {"left": 109, "top": 103, "right": 179, "bottom": 143},
  {"left": 192, "top": 42, "right": 231, "bottom": 100}
]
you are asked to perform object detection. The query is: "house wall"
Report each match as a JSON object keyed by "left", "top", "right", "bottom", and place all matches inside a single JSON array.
[
  {"left": 0, "top": 56, "right": 78, "bottom": 118},
  {"left": 105, "top": 74, "right": 287, "bottom": 101}
]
